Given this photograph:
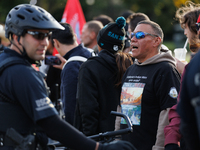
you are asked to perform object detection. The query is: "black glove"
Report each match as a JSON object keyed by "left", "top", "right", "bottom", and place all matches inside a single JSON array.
[
  {"left": 165, "top": 144, "right": 181, "bottom": 150},
  {"left": 98, "top": 140, "right": 137, "bottom": 150}
]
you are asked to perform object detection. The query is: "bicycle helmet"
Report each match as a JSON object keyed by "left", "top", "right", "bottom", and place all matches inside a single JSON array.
[{"left": 5, "top": 4, "right": 64, "bottom": 38}]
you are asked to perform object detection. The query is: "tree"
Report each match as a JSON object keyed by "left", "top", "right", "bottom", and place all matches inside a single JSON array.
[{"left": 0, "top": 0, "right": 199, "bottom": 41}]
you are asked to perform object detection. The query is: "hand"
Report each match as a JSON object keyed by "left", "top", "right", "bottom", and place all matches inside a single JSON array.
[
  {"left": 175, "top": 58, "right": 187, "bottom": 75},
  {"left": 52, "top": 54, "right": 66, "bottom": 70},
  {"left": 165, "top": 144, "right": 180, "bottom": 150},
  {"left": 98, "top": 140, "right": 136, "bottom": 150}
]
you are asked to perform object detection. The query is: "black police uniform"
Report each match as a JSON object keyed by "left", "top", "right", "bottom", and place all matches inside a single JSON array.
[{"left": 0, "top": 48, "right": 58, "bottom": 149}]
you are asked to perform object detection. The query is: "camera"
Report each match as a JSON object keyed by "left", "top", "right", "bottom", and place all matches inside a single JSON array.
[{"left": 45, "top": 55, "right": 61, "bottom": 65}]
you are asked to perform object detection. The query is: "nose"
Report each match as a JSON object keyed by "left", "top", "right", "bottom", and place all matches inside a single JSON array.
[
  {"left": 131, "top": 35, "right": 137, "bottom": 42},
  {"left": 130, "top": 39, "right": 136, "bottom": 48},
  {"left": 184, "top": 29, "right": 187, "bottom": 36}
]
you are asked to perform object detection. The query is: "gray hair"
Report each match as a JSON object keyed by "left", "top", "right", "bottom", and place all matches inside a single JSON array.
[{"left": 137, "top": 20, "right": 164, "bottom": 49}]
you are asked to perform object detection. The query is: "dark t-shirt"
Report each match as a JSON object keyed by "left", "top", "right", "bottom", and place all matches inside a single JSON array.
[{"left": 121, "top": 61, "right": 180, "bottom": 150}]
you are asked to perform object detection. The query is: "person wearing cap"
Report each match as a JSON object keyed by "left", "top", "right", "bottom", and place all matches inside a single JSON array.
[
  {"left": 0, "top": 4, "right": 135, "bottom": 150},
  {"left": 164, "top": 2, "right": 200, "bottom": 150},
  {"left": 120, "top": 20, "right": 180, "bottom": 150},
  {"left": 74, "top": 16, "right": 134, "bottom": 137}
]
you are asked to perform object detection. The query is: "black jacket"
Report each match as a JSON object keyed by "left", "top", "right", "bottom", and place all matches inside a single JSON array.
[
  {"left": 177, "top": 50, "right": 200, "bottom": 150},
  {"left": 74, "top": 49, "right": 121, "bottom": 136}
]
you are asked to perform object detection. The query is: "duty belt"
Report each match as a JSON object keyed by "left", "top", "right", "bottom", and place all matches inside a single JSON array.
[
  {"left": 0, "top": 133, "right": 16, "bottom": 147},
  {"left": 0, "top": 128, "right": 36, "bottom": 150}
]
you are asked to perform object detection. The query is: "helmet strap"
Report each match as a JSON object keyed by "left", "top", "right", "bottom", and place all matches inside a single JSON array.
[
  {"left": 10, "top": 34, "right": 40, "bottom": 65},
  {"left": 9, "top": 35, "right": 26, "bottom": 57},
  {"left": 17, "top": 35, "right": 27, "bottom": 56}
]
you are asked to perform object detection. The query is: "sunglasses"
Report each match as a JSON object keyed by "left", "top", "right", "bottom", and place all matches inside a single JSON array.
[
  {"left": 26, "top": 31, "right": 51, "bottom": 40},
  {"left": 131, "top": 31, "right": 158, "bottom": 39},
  {"left": 196, "top": 23, "right": 200, "bottom": 31}
]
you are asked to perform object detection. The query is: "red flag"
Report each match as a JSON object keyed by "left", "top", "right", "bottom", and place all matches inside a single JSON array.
[
  {"left": 197, "top": 14, "right": 200, "bottom": 23},
  {"left": 52, "top": 47, "right": 59, "bottom": 56},
  {"left": 61, "top": 0, "right": 86, "bottom": 44}
]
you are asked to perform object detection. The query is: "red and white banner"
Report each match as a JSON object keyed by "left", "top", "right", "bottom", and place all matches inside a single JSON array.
[{"left": 61, "top": 0, "right": 86, "bottom": 44}]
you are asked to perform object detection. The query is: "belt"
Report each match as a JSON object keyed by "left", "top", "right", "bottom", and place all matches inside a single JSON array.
[
  {"left": 0, "top": 134, "right": 16, "bottom": 147},
  {"left": 0, "top": 132, "right": 45, "bottom": 150},
  {"left": 0, "top": 134, "right": 40, "bottom": 150},
  {"left": 0, "top": 146, "right": 14, "bottom": 150}
]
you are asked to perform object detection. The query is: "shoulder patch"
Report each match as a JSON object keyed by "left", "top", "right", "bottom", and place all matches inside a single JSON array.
[{"left": 169, "top": 87, "right": 178, "bottom": 99}]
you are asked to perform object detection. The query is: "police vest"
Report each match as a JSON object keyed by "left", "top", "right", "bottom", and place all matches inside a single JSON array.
[{"left": 0, "top": 56, "right": 40, "bottom": 134}]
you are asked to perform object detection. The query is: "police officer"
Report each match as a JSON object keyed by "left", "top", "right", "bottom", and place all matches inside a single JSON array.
[{"left": 0, "top": 4, "right": 135, "bottom": 150}]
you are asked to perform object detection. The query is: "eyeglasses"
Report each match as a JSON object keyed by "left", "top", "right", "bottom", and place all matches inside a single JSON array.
[
  {"left": 26, "top": 31, "right": 51, "bottom": 40},
  {"left": 196, "top": 23, "right": 200, "bottom": 31},
  {"left": 131, "top": 31, "right": 158, "bottom": 39}
]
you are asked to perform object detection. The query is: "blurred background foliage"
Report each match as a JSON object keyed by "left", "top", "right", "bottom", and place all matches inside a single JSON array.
[{"left": 0, "top": 0, "right": 200, "bottom": 50}]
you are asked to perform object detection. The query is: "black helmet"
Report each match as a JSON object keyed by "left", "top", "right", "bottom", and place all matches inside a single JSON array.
[{"left": 5, "top": 4, "right": 64, "bottom": 38}]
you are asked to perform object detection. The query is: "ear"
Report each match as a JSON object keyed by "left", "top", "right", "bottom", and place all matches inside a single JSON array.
[
  {"left": 12, "top": 34, "right": 22, "bottom": 46},
  {"left": 90, "top": 31, "right": 96, "bottom": 39},
  {"left": 12, "top": 34, "right": 18, "bottom": 42},
  {"left": 53, "top": 39, "right": 60, "bottom": 49},
  {"left": 153, "top": 37, "right": 162, "bottom": 48},
  {"left": 74, "top": 34, "right": 77, "bottom": 41},
  {"left": 12, "top": 34, "right": 17, "bottom": 40}
]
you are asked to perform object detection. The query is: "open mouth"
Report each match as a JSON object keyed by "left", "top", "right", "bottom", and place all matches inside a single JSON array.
[{"left": 132, "top": 46, "right": 138, "bottom": 49}]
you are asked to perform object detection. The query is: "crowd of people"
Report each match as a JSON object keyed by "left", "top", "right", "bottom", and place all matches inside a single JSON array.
[{"left": 1, "top": 1, "right": 200, "bottom": 150}]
